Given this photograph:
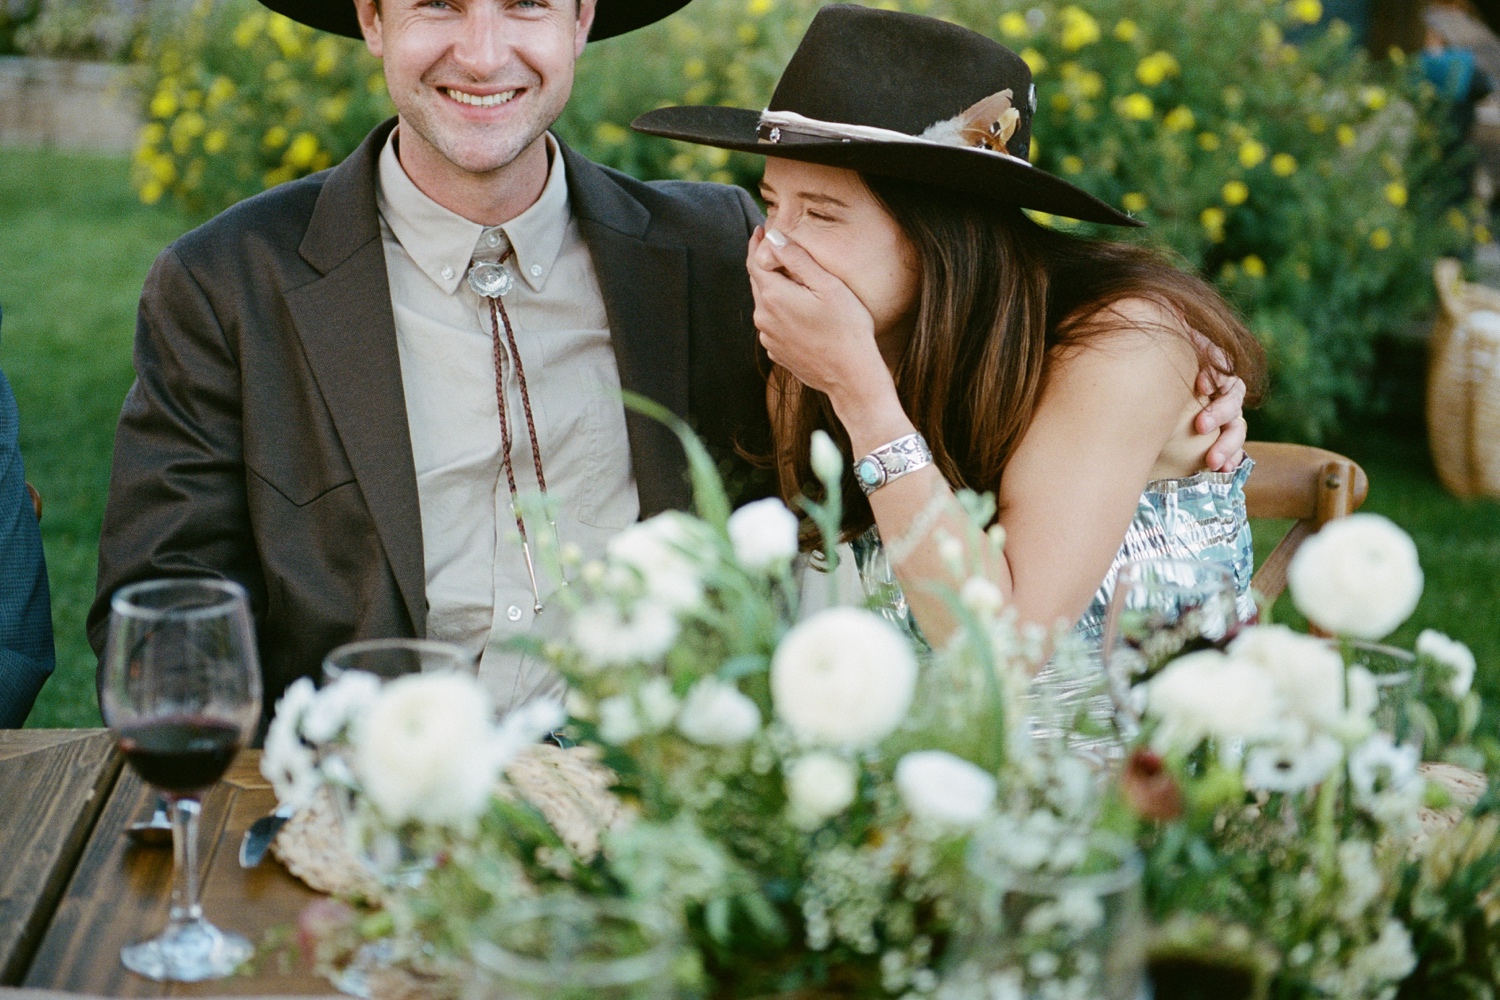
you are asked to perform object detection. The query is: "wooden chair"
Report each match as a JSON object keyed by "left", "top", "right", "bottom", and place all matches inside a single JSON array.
[{"left": 1243, "top": 441, "right": 1368, "bottom": 605}]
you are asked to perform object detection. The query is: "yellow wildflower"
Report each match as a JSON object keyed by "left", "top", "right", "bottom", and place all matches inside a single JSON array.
[
  {"left": 1135, "top": 51, "right": 1180, "bottom": 87},
  {"left": 747, "top": 0, "right": 774, "bottom": 15},
  {"left": 150, "top": 153, "right": 177, "bottom": 185},
  {"left": 1222, "top": 86, "right": 1243, "bottom": 109},
  {"left": 284, "top": 132, "right": 320, "bottom": 169},
  {"left": 736, "top": 23, "right": 758, "bottom": 44},
  {"left": 206, "top": 76, "right": 236, "bottom": 110},
  {"left": 1307, "top": 113, "right": 1327, "bottom": 133},
  {"left": 684, "top": 82, "right": 713, "bottom": 104},
  {"left": 1164, "top": 106, "right": 1195, "bottom": 132},
  {"left": 594, "top": 122, "right": 630, "bottom": 146},
  {"left": 1221, "top": 262, "right": 1239, "bottom": 282},
  {"left": 705, "top": 147, "right": 731, "bottom": 169},
  {"left": 1446, "top": 208, "right": 1470, "bottom": 234},
  {"left": 683, "top": 57, "right": 706, "bottom": 80},
  {"left": 1198, "top": 132, "right": 1221, "bottom": 151},
  {"left": 1074, "top": 103, "right": 1096, "bottom": 122},
  {"left": 1238, "top": 140, "right": 1266, "bottom": 168},
  {"left": 1060, "top": 6, "right": 1101, "bottom": 51},
  {"left": 264, "top": 166, "right": 296, "bottom": 189},
  {"left": 1076, "top": 71, "right": 1104, "bottom": 99},
  {"left": 1369, "top": 227, "right": 1392, "bottom": 250},
  {"left": 1113, "top": 18, "right": 1139, "bottom": 42},
  {"left": 263, "top": 125, "right": 289, "bottom": 150},
  {"left": 1222, "top": 180, "right": 1249, "bottom": 205},
  {"left": 1200, "top": 207, "right": 1227, "bottom": 241},
  {"left": 1258, "top": 22, "right": 1282, "bottom": 50},
  {"left": 320, "top": 94, "right": 349, "bottom": 123},
  {"left": 182, "top": 89, "right": 203, "bottom": 111},
  {"left": 313, "top": 37, "right": 340, "bottom": 77},
  {"left": 1384, "top": 182, "right": 1408, "bottom": 208},
  {"left": 1477, "top": 224, "right": 1493, "bottom": 244},
  {"left": 367, "top": 72, "right": 386, "bottom": 96},
  {"left": 669, "top": 152, "right": 694, "bottom": 175},
  {"left": 999, "top": 11, "right": 1029, "bottom": 39},
  {"left": 1280, "top": 44, "right": 1299, "bottom": 65},
  {"left": 139, "top": 122, "right": 166, "bottom": 145},
  {"left": 1337, "top": 124, "right": 1356, "bottom": 147},
  {"left": 1389, "top": 46, "right": 1407, "bottom": 67},
  {"left": 1051, "top": 93, "right": 1072, "bottom": 113},
  {"left": 709, "top": 170, "right": 734, "bottom": 185},
  {"left": 139, "top": 180, "right": 165, "bottom": 205},
  {"left": 1122, "top": 192, "right": 1148, "bottom": 213},
  {"left": 1020, "top": 48, "right": 1047, "bottom": 75},
  {"left": 1361, "top": 86, "right": 1388, "bottom": 110},
  {"left": 232, "top": 13, "right": 264, "bottom": 49},
  {"left": 265, "top": 60, "right": 289, "bottom": 82},
  {"left": 150, "top": 89, "right": 178, "bottom": 120},
  {"left": 1271, "top": 153, "right": 1297, "bottom": 176},
  {"left": 1295, "top": 262, "right": 1312, "bottom": 280},
  {"left": 1061, "top": 155, "right": 1084, "bottom": 174},
  {"left": 1117, "top": 93, "right": 1154, "bottom": 121},
  {"left": 1289, "top": 0, "right": 1322, "bottom": 23},
  {"left": 266, "top": 14, "right": 305, "bottom": 59},
  {"left": 203, "top": 129, "right": 228, "bottom": 155},
  {"left": 1242, "top": 255, "right": 1266, "bottom": 278}
]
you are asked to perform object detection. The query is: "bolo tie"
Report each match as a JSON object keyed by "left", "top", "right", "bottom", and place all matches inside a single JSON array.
[{"left": 467, "top": 243, "right": 557, "bottom": 614}]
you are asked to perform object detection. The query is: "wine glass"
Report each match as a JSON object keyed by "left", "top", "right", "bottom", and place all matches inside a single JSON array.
[
  {"left": 100, "top": 578, "right": 262, "bottom": 982},
  {"left": 1102, "top": 559, "right": 1239, "bottom": 739},
  {"left": 321, "top": 636, "right": 475, "bottom": 684}
]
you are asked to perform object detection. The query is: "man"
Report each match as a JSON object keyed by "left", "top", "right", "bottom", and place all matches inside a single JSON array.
[{"left": 90, "top": 0, "right": 1246, "bottom": 724}]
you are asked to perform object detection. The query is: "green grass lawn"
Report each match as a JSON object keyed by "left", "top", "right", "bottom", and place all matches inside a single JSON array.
[{"left": 2, "top": 145, "right": 1498, "bottom": 729}]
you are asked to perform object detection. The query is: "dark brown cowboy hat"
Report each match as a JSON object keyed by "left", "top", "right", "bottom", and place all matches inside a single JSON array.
[
  {"left": 632, "top": 3, "right": 1140, "bottom": 227},
  {"left": 256, "top": 0, "right": 694, "bottom": 42}
]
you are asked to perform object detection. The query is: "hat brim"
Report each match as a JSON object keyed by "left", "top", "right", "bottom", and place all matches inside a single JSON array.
[
  {"left": 632, "top": 105, "right": 1142, "bottom": 228},
  {"left": 257, "top": 0, "right": 694, "bottom": 42}
]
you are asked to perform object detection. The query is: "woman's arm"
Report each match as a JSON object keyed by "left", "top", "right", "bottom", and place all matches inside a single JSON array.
[{"left": 750, "top": 231, "right": 1209, "bottom": 646}]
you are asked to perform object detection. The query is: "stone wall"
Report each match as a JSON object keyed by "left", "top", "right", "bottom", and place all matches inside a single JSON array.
[{"left": 0, "top": 56, "right": 139, "bottom": 153}]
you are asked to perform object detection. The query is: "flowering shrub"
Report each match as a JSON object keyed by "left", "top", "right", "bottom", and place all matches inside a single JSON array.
[{"left": 131, "top": 0, "right": 1484, "bottom": 435}]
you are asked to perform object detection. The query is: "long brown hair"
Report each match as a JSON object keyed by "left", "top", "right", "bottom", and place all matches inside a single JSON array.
[{"left": 767, "top": 174, "right": 1267, "bottom": 541}]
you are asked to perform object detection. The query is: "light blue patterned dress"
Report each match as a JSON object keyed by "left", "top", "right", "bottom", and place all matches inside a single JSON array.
[{"left": 851, "top": 460, "right": 1256, "bottom": 744}]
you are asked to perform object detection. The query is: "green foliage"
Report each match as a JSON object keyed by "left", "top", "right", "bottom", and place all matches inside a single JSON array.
[{"left": 17, "top": 0, "right": 142, "bottom": 61}]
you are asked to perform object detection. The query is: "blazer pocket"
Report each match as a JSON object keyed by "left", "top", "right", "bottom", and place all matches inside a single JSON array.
[{"left": 246, "top": 462, "right": 356, "bottom": 508}]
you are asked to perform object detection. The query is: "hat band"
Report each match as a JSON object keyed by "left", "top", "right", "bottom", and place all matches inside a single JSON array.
[{"left": 756, "top": 109, "right": 1032, "bottom": 167}]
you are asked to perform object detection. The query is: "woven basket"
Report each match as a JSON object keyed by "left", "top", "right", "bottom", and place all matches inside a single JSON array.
[{"left": 1427, "top": 258, "right": 1500, "bottom": 498}]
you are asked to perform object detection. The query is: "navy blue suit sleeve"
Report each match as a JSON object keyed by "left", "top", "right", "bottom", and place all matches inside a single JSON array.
[{"left": 0, "top": 356, "right": 54, "bottom": 726}]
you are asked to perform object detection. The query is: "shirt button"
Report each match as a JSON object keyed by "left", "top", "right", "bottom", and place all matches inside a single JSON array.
[
  {"left": 441, "top": 265, "right": 454, "bottom": 280},
  {"left": 486, "top": 232, "right": 501, "bottom": 247},
  {"left": 529, "top": 264, "right": 543, "bottom": 278},
  {"left": 507, "top": 605, "right": 523, "bottom": 622}
]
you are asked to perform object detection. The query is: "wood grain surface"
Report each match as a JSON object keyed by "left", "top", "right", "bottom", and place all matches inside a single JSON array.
[
  {"left": 22, "top": 751, "right": 338, "bottom": 996},
  {"left": 0, "top": 731, "right": 122, "bottom": 986}
]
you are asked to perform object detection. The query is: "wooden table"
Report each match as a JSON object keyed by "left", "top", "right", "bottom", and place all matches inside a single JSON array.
[{"left": 3, "top": 731, "right": 337, "bottom": 996}]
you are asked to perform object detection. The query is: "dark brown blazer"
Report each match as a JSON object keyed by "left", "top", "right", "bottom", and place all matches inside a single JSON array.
[{"left": 89, "top": 119, "right": 772, "bottom": 719}]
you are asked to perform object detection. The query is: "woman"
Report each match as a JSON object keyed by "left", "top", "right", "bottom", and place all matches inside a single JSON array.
[{"left": 633, "top": 4, "right": 1264, "bottom": 651}]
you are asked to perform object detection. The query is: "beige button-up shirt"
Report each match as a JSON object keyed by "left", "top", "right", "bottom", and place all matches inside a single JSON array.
[{"left": 376, "top": 130, "right": 639, "bottom": 711}]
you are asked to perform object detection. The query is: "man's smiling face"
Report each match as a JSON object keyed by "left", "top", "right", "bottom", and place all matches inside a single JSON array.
[{"left": 356, "top": 0, "right": 595, "bottom": 179}]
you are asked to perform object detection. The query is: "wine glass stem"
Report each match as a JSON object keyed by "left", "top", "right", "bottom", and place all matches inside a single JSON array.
[{"left": 168, "top": 797, "right": 205, "bottom": 925}]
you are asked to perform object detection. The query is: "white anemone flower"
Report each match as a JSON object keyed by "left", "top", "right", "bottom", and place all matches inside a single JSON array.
[
  {"left": 810, "top": 431, "right": 845, "bottom": 486},
  {"left": 1243, "top": 734, "right": 1344, "bottom": 793},
  {"left": 1146, "top": 650, "right": 1280, "bottom": 750},
  {"left": 785, "top": 752, "right": 858, "bottom": 829},
  {"left": 571, "top": 600, "right": 679, "bottom": 669},
  {"left": 1288, "top": 513, "right": 1422, "bottom": 640},
  {"left": 1228, "top": 625, "right": 1348, "bottom": 731},
  {"left": 771, "top": 607, "right": 918, "bottom": 747},
  {"left": 607, "top": 512, "right": 711, "bottom": 611},
  {"left": 728, "top": 498, "right": 800, "bottom": 572}
]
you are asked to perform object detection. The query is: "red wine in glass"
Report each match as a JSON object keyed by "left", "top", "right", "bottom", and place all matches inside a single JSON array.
[
  {"left": 101, "top": 578, "right": 261, "bottom": 982},
  {"left": 117, "top": 717, "right": 243, "bottom": 795}
]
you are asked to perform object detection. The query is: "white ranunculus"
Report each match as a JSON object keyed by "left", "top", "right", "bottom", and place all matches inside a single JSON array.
[
  {"left": 597, "top": 694, "right": 642, "bottom": 745},
  {"left": 1348, "top": 732, "right": 1421, "bottom": 801},
  {"left": 1146, "top": 649, "right": 1280, "bottom": 750},
  {"left": 637, "top": 677, "right": 681, "bottom": 731},
  {"left": 771, "top": 607, "right": 918, "bottom": 747},
  {"left": 1288, "top": 513, "right": 1423, "bottom": 640},
  {"left": 677, "top": 677, "right": 761, "bottom": 746},
  {"left": 571, "top": 600, "right": 679, "bottom": 669},
  {"left": 1243, "top": 734, "right": 1344, "bottom": 793},
  {"left": 1228, "top": 625, "right": 1348, "bottom": 730},
  {"left": 262, "top": 677, "right": 319, "bottom": 809},
  {"left": 785, "top": 752, "right": 858, "bottom": 829},
  {"left": 607, "top": 512, "right": 711, "bottom": 611},
  {"left": 1417, "top": 629, "right": 1476, "bottom": 699},
  {"left": 302, "top": 670, "right": 382, "bottom": 744},
  {"left": 728, "top": 498, "right": 800, "bottom": 572},
  {"left": 352, "top": 673, "right": 502, "bottom": 828},
  {"left": 894, "top": 751, "right": 997, "bottom": 827},
  {"left": 810, "top": 430, "right": 845, "bottom": 486}
]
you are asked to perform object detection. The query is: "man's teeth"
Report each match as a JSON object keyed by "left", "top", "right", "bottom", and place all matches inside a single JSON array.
[{"left": 445, "top": 88, "right": 517, "bottom": 107}]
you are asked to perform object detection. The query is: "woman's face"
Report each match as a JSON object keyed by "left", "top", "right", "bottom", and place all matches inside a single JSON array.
[{"left": 758, "top": 158, "right": 920, "bottom": 350}]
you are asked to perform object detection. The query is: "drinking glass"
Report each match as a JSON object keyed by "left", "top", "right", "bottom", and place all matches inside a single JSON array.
[
  {"left": 321, "top": 636, "right": 475, "bottom": 684},
  {"left": 100, "top": 578, "right": 262, "bottom": 981},
  {"left": 1344, "top": 640, "right": 1419, "bottom": 748},
  {"left": 947, "top": 835, "right": 1148, "bottom": 1000},
  {"left": 1101, "top": 559, "right": 1239, "bottom": 739},
  {"left": 468, "top": 897, "right": 678, "bottom": 1000}
]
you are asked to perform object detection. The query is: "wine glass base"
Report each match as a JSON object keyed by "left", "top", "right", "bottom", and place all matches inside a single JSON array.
[{"left": 121, "top": 919, "right": 253, "bottom": 981}]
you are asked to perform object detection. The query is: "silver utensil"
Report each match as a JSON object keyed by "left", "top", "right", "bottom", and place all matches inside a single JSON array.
[
  {"left": 125, "top": 796, "right": 172, "bottom": 847},
  {"left": 238, "top": 803, "right": 296, "bottom": 868}
]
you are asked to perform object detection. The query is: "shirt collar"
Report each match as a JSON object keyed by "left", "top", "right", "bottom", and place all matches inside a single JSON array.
[{"left": 376, "top": 129, "right": 571, "bottom": 296}]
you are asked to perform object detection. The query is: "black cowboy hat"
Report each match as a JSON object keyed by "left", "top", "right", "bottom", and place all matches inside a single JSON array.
[
  {"left": 256, "top": 0, "right": 694, "bottom": 42},
  {"left": 632, "top": 3, "right": 1140, "bottom": 227}
]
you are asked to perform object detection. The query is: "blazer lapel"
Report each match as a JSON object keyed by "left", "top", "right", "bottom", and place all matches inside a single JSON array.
[
  {"left": 562, "top": 144, "right": 692, "bottom": 518},
  {"left": 285, "top": 120, "right": 428, "bottom": 636}
]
